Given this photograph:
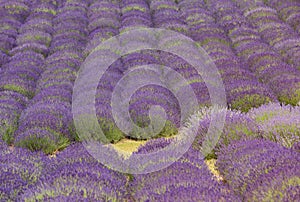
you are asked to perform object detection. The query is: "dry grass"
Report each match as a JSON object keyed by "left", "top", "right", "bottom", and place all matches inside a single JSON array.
[
  {"left": 205, "top": 158, "right": 224, "bottom": 181},
  {"left": 112, "top": 138, "right": 147, "bottom": 158}
]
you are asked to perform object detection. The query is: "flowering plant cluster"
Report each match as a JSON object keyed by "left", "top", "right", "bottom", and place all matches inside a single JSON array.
[{"left": 0, "top": 0, "right": 299, "bottom": 201}]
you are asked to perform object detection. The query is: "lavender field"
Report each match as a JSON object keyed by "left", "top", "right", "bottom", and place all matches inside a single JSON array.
[{"left": 0, "top": 0, "right": 300, "bottom": 201}]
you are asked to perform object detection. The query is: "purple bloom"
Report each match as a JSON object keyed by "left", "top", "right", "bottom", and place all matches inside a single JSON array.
[
  {"left": 128, "top": 84, "right": 180, "bottom": 114},
  {"left": 0, "top": 74, "right": 36, "bottom": 98},
  {"left": 130, "top": 146, "right": 240, "bottom": 201},
  {"left": 0, "top": 1, "right": 29, "bottom": 21},
  {"left": 14, "top": 128, "right": 69, "bottom": 154},
  {"left": 9, "top": 50, "right": 45, "bottom": 68},
  {"left": 0, "top": 50, "right": 9, "bottom": 66},
  {"left": 16, "top": 113, "right": 67, "bottom": 135},
  {"left": 121, "top": 15, "right": 152, "bottom": 29},
  {"left": 88, "top": 17, "right": 121, "bottom": 32},
  {"left": 37, "top": 65, "right": 77, "bottom": 85},
  {"left": 249, "top": 103, "right": 300, "bottom": 148},
  {"left": 225, "top": 79, "right": 277, "bottom": 112},
  {"left": 36, "top": 80, "right": 74, "bottom": 96},
  {"left": 245, "top": 164, "right": 300, "bottom": 201},
  {"left": 54, "top": 10, "right": 88, "bottom": 25},
  {"left": 88, "top": 1, "right": 120, "bottom": 18},
  {"left": 122, "top": 51, "right": 159, "bottom": 71},
  {"left": 19, "top": 18, "right": 54, "bottom": 34},
  {"left": 217, "top": 139, "right": 300, "bottom": 197},
  {"left": 30, "top": 86, "right": 72, "bottom": 104},
  {"left": 45, "top": 49, "right": 83, "bottom": 69},
  {"left": 0, "top": 34, "right": 16, "bottom": 52},
  {"left": 10, "top": 42, "right": 49, "bottom": 56},
  {"left": 182, "top": 9, "right": 215, "bottom": 26},
  {"left": 185, "top": 107, "right": 260, "bottom": 158},
  {"left": 0, "top": 91, "right": 28, "bottom": 107},
  {"left": 266, "top": 1, "right": 300, "bottom": 32},
  {"left": 178, "top": 0, "right": 205, "bottom": 11},
  {"left": 135, "top": 137, "right": 172, "bottom": 154},
  {"left": 21, "top": 143, "right": 128, "bottom": 201},
  {"left": 17, "top": 30, "right": 51, "bottom": 46},
  {"left": 28, "top": 2, "right": 57, "bottom": 20},
  {"left": 0, "top": 146, "right": 46, "bottom": 201},
  {"left": 0, "top": 22, "right": 18, "bottom": 38}
]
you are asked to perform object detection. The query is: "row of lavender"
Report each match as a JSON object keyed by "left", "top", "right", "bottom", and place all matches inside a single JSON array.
[
  {"left": 0, "top": 0, "right": 93, "bottom": 153},
  {"left": 87, "top": 0, "right": 300, "bottom": 143},
  {"left": 1, "top": 0, "right": 300, "bottom": 150},
  {"left": 1, "top": 103, "right": 299, "bottom": 201},
  {"left": 0, "top": 1, "right": 299, "bottom": 201},
  {"left": 0, "top": 0, "right": 60, "bottom": 148},
  {"left": 95, "top": 0, "right": 300, "bottom": 143}
]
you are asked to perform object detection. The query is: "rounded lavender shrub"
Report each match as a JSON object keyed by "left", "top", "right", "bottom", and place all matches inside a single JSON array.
[
  {"left": 27, "top": 2, "right": 57, "bottom": 21},
  {"left": 217, "top": 139, "right": 300, "bottom": 198},
  {"left": 248, "top": 103, "right": 300, "bottom": 148},
  {"left": 94, "top": 62, "right": 125, "bottom": 143},
  {"left": 225, "top": 79, "right": 277, "bottom": 112},
  {"left": 245, "top": 164, "right": 300, "bottom": 201},
  {"left": 130, "top": 147, "right": 240, "bottom": 201},
  {"left": 0, "top": 147, "right": 46, "bottom": 201},
  {"left": 45, "top": 49, "right": 84, "bottom": 69},
  {"left": 183, "top": 107, "right": 260, "bottom": 159},
  {"left": 0, "top": 74, "right": 36, "bottom": 98},
  {"left": 16, "top": 100, "right": 74, "bottom": 138},
  {"left": 9, "top": 42, "right": 49, "bottom": 56},
  {"left": 128, "top": 84, "right": 180, "bottom": 139},
  {"left": 0, "top": 91, "right": 28, "bottom": 107},
  {"left": 36, "top": 80, "right": 74, "bottom": 95},
  {"left": 14, "top": 128, "right": 69, "bottom": 155},
  {"left": 18, "top": 18, "right": 54, "bottom": 34},
  {"left": 16, "top": 31, "right": 52, "bottom": 47},
  {"left": 21, "top": 143, "right": 128, "bottom": 201},
  {"left": 30, "top": 86, "right": 72, "bottom": 104},
  {"left": 0, "top": 1, "right": 29, "bottom": 22},
  {"left": 38, "top": 66, "right": 77, "bottom": 82},
  {"left": 0, "top": 17, "right": 21, "bottom": 37}
]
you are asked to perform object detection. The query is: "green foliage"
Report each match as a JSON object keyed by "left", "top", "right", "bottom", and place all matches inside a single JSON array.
[
  {"left": 99, "top": 119, "right": 125, "bottom": 143},
  {"left": 231, "top": 94, "right": 272, "bottom": 112},
  {"left": 1, "top": 113, "right": 19, "bottom": 145},
  {"left": 129, "top": 118, "right": 178, "bottom": 140},
  {"left": 15, "top": 135, "right": 69, "bottom": 155},
  {"left": 2, "top": 84, "right": 34, "bottom": 98},
  {"left": 278, "top": 88, "right": 300, "bottom": 106}
]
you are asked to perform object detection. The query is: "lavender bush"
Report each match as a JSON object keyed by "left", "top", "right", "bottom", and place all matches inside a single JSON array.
[{"left": 0, "top": 0, "right": 299, "bottom": 201}]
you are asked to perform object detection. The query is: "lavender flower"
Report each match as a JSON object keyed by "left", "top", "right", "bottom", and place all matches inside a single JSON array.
[
  {"left": 21, "top": 143, "right": 128, "bottom": 201},
  {"left": 16, "top": 31, "right": 52, "bottom": 47},
  {"left": 0, "top": 1, "right": 29, "bottom": 21},
  {"left": 225, "top": 79, "right": 277, "bottom": 112},
  {"left": 217, "top": 139, "right": 300, "bottom": 197},
  {"left": 245, "top": 164, "right": 300, "bottom": 201},
  {"left": 30, "top": 86, "right": 72, "bottom": 104},
  {"left": 28, "top": 2, "right": 57, "bottom": 20},
  {"left": 10, "top": 42, "right": 49, "bottom": 56},
  {"left": 0, "top": 146, "right": 46, "bottom": 201},
  {"left": 265, "top": 1, "right": 300, "bottom": 32},
  {"left": 183, "top": 107, "right": 260, "bottom": 159},
  {"left": 249, "top": 103, "right": 300, "bottom": 148},
  {"left": 130, "top": 146, "right": 240, "bottom": 201},
  {"left": 0, "top": 74, "right": 36, "bottom": 98},
  {"left": 18, "top": 18, "right": 54, "bottom": 34},
  {"left": 135, "top": 137, "right": 172, "bottom": 154},
  {"left": 0, "top": 34, "right": 16, "bottom": 52}
]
